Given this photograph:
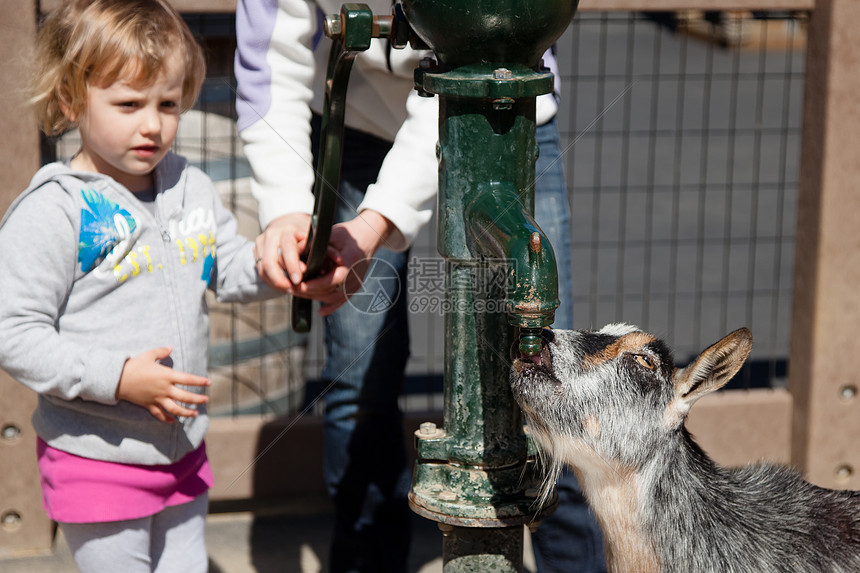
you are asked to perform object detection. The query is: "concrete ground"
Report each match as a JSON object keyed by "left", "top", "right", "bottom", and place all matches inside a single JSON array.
[{"left": 1, "top": 503, "right": 538, "bottom": 573}]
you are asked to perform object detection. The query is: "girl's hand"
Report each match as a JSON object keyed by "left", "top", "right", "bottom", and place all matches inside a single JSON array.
[
  {"left": 116, "top": 347, "right": 210, "bottom": 423},
  {"left": 254, "top": 212, "right": 311, "bottom": 292}
]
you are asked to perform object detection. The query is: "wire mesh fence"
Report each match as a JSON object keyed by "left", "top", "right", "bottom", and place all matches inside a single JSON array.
[
  {"left": 559, "top": 11, "right": 805, "bottom": 388},
  {"left": 49, "top": 9, "right": 806, "bottom": 416}
]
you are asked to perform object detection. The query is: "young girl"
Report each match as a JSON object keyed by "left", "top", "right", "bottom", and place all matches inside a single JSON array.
[{"left": 0, "top": 1, "right": 276, "bottom": 571}]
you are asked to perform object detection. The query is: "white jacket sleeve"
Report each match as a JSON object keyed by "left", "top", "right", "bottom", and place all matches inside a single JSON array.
[
  {"left": 236, "top": 0, "right": 438, "bottom": 250},
  {"left": 356, "top": 91, "right": 438, "bottom": 251},
  {"left": 236, "top": 0, "right": 318, "bottom": 230}
]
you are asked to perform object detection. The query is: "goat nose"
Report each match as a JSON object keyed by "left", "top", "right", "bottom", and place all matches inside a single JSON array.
[{"left": 541, "top": 328, "right": 555, "bottom": 344}]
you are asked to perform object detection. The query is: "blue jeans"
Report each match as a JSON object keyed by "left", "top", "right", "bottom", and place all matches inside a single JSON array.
[
  {"left": 531, "top": 118, "right": 608, "bottom": 573},
  {"left": 314, "top": 117, "right": 412, "bottom": 573},
  {"left": 533, "top": 118, "right": 573, "bottom": 332}
]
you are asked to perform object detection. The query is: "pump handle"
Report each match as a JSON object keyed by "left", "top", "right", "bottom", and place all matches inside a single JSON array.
[{"left": 291, "top": 5, "right": 374, "bottom": 332}]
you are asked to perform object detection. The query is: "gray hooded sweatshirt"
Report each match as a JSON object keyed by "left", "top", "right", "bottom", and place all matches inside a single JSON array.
[{"left": 0, "top": 153, "right": 275, "bottom": 465}]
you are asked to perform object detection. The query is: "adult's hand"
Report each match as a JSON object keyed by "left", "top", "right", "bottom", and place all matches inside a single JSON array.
[
  {"left": 254, "top": 212, "right": 311, "bottom": 292},
  {"left": 292, "top": 210, "right": 394, "bottom": 316}
]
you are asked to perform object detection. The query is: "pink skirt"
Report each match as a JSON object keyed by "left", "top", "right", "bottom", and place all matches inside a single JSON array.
[{"left": 37, "top": 439, "right": 213, "bottom": 523}]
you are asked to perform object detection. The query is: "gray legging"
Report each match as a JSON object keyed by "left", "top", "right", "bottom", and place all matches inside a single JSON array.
[{"left": 59, "top": 493, "right": 208, "bottom": 573}]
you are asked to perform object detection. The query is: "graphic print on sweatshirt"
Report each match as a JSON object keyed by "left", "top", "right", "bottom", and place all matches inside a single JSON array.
[
  {"left": 78, "top": 188, "right": 137, "bottom": 273},
  {"left": 78, "top": 188, "right": 216, "bottom": 284}
]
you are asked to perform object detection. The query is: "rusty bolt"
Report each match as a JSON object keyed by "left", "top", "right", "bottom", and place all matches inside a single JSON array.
[
  {"left": 419, "top": 422, "right": 437, "bottom": 435},
  {"left": 493, "top": 67, "right": 513, "bottom": 80},
  {"left": 529, "top": 232, "right": 542, "bottom": 254}
]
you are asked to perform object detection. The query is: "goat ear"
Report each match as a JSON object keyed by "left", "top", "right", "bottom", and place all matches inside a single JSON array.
[{"left": 673, "top": 328, "right": 752, "bottom": 406}]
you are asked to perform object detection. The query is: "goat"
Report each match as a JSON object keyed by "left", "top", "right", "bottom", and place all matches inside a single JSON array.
[{"left": 510, "top": 324, "right": 860, "bottom": 572}]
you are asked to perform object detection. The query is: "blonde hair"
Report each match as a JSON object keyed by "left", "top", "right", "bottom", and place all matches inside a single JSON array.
[{"left": 31, "top": 0, "right": 206, "bottom": 136}]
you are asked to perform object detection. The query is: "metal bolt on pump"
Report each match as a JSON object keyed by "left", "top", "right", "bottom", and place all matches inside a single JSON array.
[{"left": 297, "top": 1, "right": 579, "bottom": 570}]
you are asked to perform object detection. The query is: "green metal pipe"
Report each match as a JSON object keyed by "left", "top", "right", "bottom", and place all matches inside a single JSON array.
[
  {"left": 408, "top": 77, "right": 557, "bottom": 572},
  {"left": 400, "top": 0, "right": 578, "bottom": 569},
  {"left": 443, "top": 261, "right": 525, "bottom": 468},
  {"left": 431, "top": 91, "right": 550, "bottom": 468}
]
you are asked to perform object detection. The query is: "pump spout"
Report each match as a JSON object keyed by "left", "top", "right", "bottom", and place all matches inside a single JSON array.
[{"left": 465, "top": 182, "right": 559, "bottom": 356}]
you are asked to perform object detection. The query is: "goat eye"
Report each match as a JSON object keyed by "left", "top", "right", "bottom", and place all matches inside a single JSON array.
[{"left": 634, "top": 354, "right": 655, "bottom": 370}]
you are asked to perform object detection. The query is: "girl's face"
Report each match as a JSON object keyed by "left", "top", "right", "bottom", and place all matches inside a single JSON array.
[{"left": 69, "top": 54, "right": 185, "bottom": 192}]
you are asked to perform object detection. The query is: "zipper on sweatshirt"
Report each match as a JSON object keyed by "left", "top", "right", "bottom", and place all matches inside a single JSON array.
[
  {"left": 150, "top": 188, "right": 195, "bottom": 458},
  {"left": 154, "top": 197, "right": 171, "bottom": 244}
]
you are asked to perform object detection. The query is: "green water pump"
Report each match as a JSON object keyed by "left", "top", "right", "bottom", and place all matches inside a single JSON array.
[{"left": 402, "top": 1, "right": 576, "bottom": 570}]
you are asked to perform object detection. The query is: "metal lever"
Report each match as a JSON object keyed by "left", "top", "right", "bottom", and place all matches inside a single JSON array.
[{"left": 292, "top": 4, "right": 379, "bottom": 332}]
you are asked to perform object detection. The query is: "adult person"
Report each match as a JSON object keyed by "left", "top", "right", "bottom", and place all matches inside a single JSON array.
[{"left": 235, "top": 1, "right": 606, "bottom": 570}]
